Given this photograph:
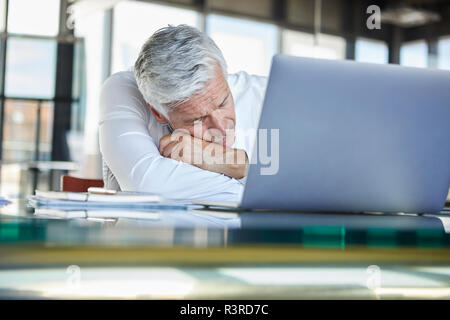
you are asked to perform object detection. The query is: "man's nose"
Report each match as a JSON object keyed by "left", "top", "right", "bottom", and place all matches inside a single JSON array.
[{"left": 208, "top": 114, "right": 227, "bottom": 136}]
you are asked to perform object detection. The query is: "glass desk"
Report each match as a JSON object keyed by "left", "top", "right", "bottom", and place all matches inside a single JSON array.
[{"left": 0, "top": 200, "right": 450, "bottom": 299}]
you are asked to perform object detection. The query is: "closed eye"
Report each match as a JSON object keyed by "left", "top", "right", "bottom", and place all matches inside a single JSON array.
[
  {"left": 218, "top": 93, "right": 229, "bottom": 108},
  {"left": 184, "top": 116, "right": 203, "bottom": 125}
]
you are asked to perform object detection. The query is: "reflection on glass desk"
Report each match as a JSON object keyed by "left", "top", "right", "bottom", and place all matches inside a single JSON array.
[{"left": 0, "top": 200, "right": 450, "bottom": 299}]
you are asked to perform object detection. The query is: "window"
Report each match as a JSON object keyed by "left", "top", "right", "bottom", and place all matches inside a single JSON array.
[
  {"left": 112, "top": 1, "right": 200, "bottom": 73},
  {"left": 74, "top": 9, "right": 107, "bottom": 153},
  {"left": 0, "top": 0, "right": 69, "bottom": 164},
  {"left": 400, "top": 41, "right": 428, "bottom": 68},
  {"left": 2, "top": 99, "right": 53, "bottom": 161},
  {"left": 0, "top": 0, "right": 6, "bottom": 32},
  {"left": 0, "top": 0, "right": 6, "bottom": 96},
  {"left": 71, "top": 40, "right": 86, "bottom": 133},
  {"left": 355, "top": 38, "right": 388, "bottom": 64},
  {"left": 282, "top": 30, "right": 345, "bottom": 60},
  {"left": 5, "top": 38, "right": 57, "bottom": 99},
  {"left": 282, "top": 30, "right": 314, "bottom": 57},
  {"left": 7, "top": 0, "right": 60, "bottom": 36},
  {"left": 438, "top": 36, "right": 450, "bottom": 70},
  {"left": 207, "top": 14, "right": 278, "bottom": 76},
  {"left": 0, "top": 38, "right": 4, "bottom": 96}
]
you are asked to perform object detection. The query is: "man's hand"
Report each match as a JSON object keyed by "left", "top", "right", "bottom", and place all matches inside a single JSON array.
[{"left": 159, "top": 131, "right": 248, "bottom": 179}]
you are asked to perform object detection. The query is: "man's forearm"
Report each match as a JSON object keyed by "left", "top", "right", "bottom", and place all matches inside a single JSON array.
[
  {"left": 159, "top": 132, "right": 248, "bottom": 179},
  {"left": 200, "top": 146, "right": 248, "bottom": 179}
]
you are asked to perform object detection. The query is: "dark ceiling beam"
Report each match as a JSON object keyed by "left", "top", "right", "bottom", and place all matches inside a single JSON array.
[
  {"left": 379, "top": 0, "right": 450, "bottom": 42},
  {"left": 271, "top": 0, "right": 287, "bottom": 23},
  {"left": 192, "top": 0, "right": 206, "bottom": 10},
  {"left": 403, "top": 20, "right": 450, "bottom": 41}
]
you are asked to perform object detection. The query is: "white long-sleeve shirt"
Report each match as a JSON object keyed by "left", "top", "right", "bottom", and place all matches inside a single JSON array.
[{"left": 99, "top": 70, "right": 267, "bottom": 202}]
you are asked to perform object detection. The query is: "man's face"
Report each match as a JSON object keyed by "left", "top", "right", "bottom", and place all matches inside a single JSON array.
[{"left": 166, "top": 67, "right": 236, "bottom": 147}]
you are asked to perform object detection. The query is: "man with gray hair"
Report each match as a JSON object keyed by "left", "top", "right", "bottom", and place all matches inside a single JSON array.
[{"left": 99, "top": 25, "right": 267, "bottom": 201}]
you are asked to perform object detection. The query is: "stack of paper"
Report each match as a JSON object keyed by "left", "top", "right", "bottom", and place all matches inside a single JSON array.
[
  {"left": 28, "top": 189, "right": 198, "bottom": 210},
  {"left": 34, "top": 208, "right": 161, "bottom": 220}
]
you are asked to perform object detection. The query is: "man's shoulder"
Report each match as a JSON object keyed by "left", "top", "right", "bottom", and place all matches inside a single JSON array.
[
  {"left": 227, "top": 71, "right": 268, "bottom": 92},
  {"left": 227, "top": 71, "right": 268, "bottom": 110},
  {"left": 99, "top": 70, "right": 151, "bottom": 122},
  {"left": 103, "top": 70, "right": 136, "bottom": 88}
]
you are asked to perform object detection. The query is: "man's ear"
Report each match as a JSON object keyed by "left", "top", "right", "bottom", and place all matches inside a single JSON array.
[{"left": 148, "top": 103, "right": 169, "bottom": 124}]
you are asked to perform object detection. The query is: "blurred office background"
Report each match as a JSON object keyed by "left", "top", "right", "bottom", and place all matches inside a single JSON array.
[{"left": 0, "top": 0, "right": 450, "bottom": 198}]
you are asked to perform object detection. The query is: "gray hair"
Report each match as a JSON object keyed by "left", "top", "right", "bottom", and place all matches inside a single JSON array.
[{"left": 134, "top": 24, "right": 227, "bottom": 117}]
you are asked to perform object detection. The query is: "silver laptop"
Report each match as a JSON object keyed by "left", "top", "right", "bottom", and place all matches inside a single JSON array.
[{"left": 196, "top": 54, "right": 450, "bottom": 214}]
